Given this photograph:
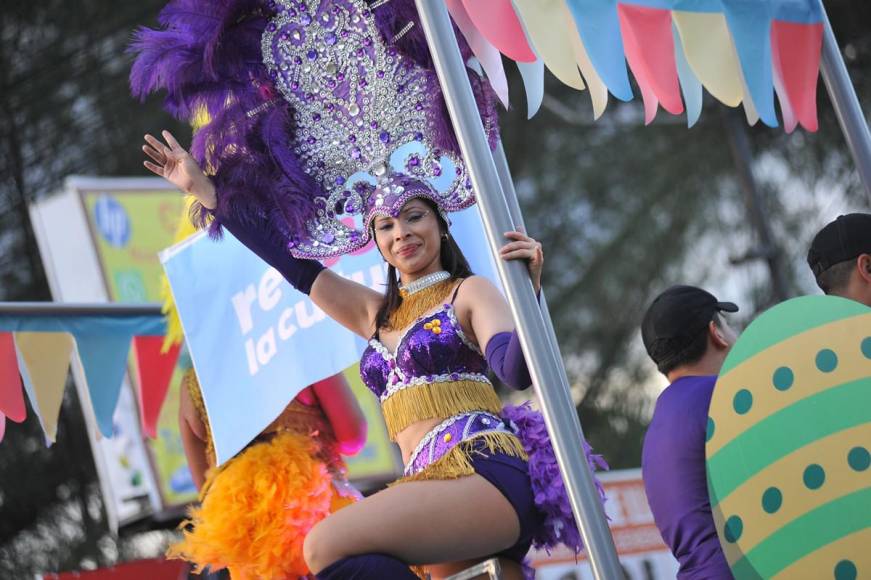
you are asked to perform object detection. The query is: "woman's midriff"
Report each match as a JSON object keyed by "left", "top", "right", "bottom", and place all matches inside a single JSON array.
[{"left": 395, "top": 417, "right": 443, "bottom": 465}]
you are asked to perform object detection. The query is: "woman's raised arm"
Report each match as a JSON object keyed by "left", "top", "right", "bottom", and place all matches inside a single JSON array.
[{"left": 142, "top": 130, "right": 382, "bottom": 338}]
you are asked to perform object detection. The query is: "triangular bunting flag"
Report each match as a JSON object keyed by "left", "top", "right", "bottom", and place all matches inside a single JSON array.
[
  {"left": 0, "top": 332, "right": 26, "bottom": 422},
  {"left": 73, "top": 332, "right": 133, "bottom": 437},
  {"left": 15, "top": 332, "right": 74, "bottom": 443},
  {"left": 132, "top": 336, "right": 181, "bottom": 438}
]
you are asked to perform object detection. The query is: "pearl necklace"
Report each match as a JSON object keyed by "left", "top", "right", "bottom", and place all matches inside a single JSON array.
[{"left": 400, "top": 271, "right": 451, "bottom": 295}]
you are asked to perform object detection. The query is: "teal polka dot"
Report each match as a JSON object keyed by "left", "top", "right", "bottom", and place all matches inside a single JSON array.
[
  {"left": 816, "top": 349, "right": 838, "bottom": 373},
  {"left": 761, "top": 487, "right": 782, "bottom": 514},
  {"left": 803, "top": 464, "right": 826, "bottom": 489},
  {"left": 733, "top": 389, "right": 753, "bottom": 415},
  {"left": 706, "top": 417, "right": 715, "bottom": 442},
  {"left": 834, "top": 560, "right": 857, "bottom": 580},
  {"left": 848, "top": 447, "right": 870, "bottom": 472},
  {"left": 724, "top": 515, "right": 743, "bottom": 543},
  {"left": 772, "top": 367, "right": 794, "bottom": 391},
  {"left": 862, "top": 337, "right": 871, "bottom": 359}
]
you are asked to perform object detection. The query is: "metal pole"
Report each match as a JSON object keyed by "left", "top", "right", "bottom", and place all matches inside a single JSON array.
[
  {"left": 819, "top": 2, "right": 871, "bottom": 201},
  {"left": 414, "top": 2, "right": 622, "bottom": 577},
  {"left": 0, "top": 302, "right": 163, "bottom": 317}
]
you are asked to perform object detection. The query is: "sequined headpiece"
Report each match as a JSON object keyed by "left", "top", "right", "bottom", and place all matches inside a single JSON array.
[{"left": 263, "top": 0, "right": 473, "bottom": 258}]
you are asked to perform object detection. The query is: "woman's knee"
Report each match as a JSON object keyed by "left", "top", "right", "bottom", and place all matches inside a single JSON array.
[{"left": 304, "top": 519, "right": 343, "bottom": 574}]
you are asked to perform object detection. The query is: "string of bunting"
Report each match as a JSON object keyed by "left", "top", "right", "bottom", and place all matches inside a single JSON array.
[
  {"left": 448, "top": 0, "right": 823, "bottom": 130},
  {"left": 0, "top": 310, "right": 179, "bottom": 444}
]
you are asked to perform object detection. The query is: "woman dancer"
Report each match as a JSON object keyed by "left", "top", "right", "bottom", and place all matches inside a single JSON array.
[
  {"left": 133, "top": 1, "right": 606, "bottom": 577},
  {"left": 161, "top": 207, "right": 367, "bottom": 579}
]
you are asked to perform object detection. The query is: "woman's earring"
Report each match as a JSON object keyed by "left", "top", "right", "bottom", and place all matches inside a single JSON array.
[{"left": 441, "top": 233, "right": 449, "bottom": 240}]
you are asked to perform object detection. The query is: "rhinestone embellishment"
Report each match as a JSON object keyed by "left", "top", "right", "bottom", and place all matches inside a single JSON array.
[{"left": 261, "top": 0, "right": 474, "bottom": 258}]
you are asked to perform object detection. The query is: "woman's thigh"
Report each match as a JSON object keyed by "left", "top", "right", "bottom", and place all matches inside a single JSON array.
[{"left": 304, "top": 474, "right": 522, "bottom": 573}]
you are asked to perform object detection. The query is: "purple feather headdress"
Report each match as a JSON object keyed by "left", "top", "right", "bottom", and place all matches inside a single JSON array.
[{"left": 130, "top": 0, "right": 499, "bottom": 258}]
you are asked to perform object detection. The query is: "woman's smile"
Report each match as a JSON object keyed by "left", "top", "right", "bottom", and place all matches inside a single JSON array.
[{"left": 395, "top": 242, "right": 421, "bottom": 259}]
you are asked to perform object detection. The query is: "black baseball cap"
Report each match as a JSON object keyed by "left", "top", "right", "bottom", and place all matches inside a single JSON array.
[
  {"left": 807, "top": 213, "right": 871, "bottom": 278},
  {"left": 641, "top": 285, "right": 739, "bottom": 366}
]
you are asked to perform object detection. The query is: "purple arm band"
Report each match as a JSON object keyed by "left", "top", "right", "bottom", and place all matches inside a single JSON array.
[
  {"left": 485, "top": 331, "right": 532, "bottom": 390},
  {"left": 220, "top": 214, "right": 324, "bottom": 295}
]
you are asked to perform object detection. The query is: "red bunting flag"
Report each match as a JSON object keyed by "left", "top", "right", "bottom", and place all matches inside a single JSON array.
[
  {"left": 131, "top": 336, "right": 181, "bottom": 438},
  {"left": 0, "top": 332, "right": 26, "bottom": 423},
  {"left": 618, "top": 4, "right": 684, "bottom": 123},
  {"left": 771, "top": 21, "right": 823, "bottom": 132}
]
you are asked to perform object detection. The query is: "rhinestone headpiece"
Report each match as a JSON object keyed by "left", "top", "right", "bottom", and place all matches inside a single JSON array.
[{"left": 262, "top": 0, "right": 475, "bottom": 258}]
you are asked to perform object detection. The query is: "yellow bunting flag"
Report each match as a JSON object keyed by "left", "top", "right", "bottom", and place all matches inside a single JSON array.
[
  {"left": 512, "top": 0, "right": 585, "bottom": 91},
  {"left": 15, "top": 332, "right": 75, "bottom": 443},
  {"left": 672, "top": 11, "right": 744, "bottom": 108}
]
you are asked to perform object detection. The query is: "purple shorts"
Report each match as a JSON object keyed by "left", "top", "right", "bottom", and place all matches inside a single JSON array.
[
  {"left": 468, "top": 440, "right": 542, "bottom": 563},
  {"left": 402, "top": 412, "right": 544, "bottom": 565}
]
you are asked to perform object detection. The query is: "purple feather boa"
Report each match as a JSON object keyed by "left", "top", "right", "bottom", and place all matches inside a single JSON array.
[
  {"left": 130, "top": 0, "right": 500, "bottom": 245},
  {"left": 503, "top": 402, "right": 609, "bottom": 557}
]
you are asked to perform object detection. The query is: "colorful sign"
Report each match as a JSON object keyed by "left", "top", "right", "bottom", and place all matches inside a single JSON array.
[
  {"left": 81, "top": 188, "right": 197, "bottom": 507},
  {"left": 529, "top": 468, "right": 679, "bottom": 579},
  {"left": 83, "top": 191, "right": 185, "bottom": 303},
  {"left": 341, "top": 363, "right": 398, "bottom": 482},
  {"left": 707, "top": 295, "right": 871, "bottom": 579}
]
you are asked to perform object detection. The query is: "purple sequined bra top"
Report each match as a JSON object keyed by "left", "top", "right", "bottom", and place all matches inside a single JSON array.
[
  {"left": 360, "top": 303, "right": 489, "bottom": 402},
  {"left": 359, "top": 292, "right": 509, "bottom": 442}
]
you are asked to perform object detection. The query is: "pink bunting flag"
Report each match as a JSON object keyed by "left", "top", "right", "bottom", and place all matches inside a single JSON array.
[
  {"left": 132, "top": 336, "right": 181, "bottom": 438},
  {"left": 446, "top": 0, "right": 510, "bottom": 108},
  {"left": 0, "top": 332, "right": 26, "bottom": 423},
  {"left": 618, "top": 4, "right": 684, "bottom": 123},
  {"left": 771, "top": 21, "right": 822, "bottom": 133},
  {"left": 460, "top": 0, "right": 536, "bottom": 63}
]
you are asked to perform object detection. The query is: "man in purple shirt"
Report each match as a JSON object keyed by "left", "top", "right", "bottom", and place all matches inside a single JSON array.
[{"left": 640, "top": 286, "right": 740, "bottom": 579}]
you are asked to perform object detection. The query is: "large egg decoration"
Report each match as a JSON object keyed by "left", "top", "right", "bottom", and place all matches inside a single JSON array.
[{"left": 706, "top": 295, "right": 871, "bottom": 579}]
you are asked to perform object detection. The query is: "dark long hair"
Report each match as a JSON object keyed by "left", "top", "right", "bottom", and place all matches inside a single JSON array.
[{"left": 374, "top": 198, "right": 473, "bottom": 331}]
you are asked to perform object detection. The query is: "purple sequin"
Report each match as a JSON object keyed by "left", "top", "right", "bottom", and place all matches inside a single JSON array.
[
  {"left": 359, "top": 305, "right": 487, "bottom": 400},
  {"left": 405, "top": 412, "right": 508, "bottom": 476}
]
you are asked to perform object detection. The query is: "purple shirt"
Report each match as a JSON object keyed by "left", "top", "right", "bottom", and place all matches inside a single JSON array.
[{"left": 642, "top": 376, "right": 732, "bottom": 579}]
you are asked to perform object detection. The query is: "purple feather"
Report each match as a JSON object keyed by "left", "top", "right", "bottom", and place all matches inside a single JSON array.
[
  {"left": 503, "top": 402, "right": 609, "bottom": 555},
  {"left": 130, "top": 0, "right": 500, "bottom": 245}
]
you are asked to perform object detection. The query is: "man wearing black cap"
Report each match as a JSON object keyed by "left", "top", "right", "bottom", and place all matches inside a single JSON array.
[
  {"left": 807, "top": 213, "right": 871, "bottom": 307},
  {"left": 640, "top": 286, "right": 739, "bottom": 579}
]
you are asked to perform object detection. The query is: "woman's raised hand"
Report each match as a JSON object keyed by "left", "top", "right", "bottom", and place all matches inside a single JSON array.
[
  {"left": 142, "top": 130, "right": 217, "bottom": 209},
  {"left": 499, "top": 230, "right": 544, "bottom": 293}
]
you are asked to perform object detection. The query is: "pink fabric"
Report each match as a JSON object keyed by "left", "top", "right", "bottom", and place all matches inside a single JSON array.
[
  {"left": 618, "top": 5, "right": 684, "bottom": 122},
  {"left": 312, "top": 375, "right": 368, "bottom": 456},
  {"left": 0, "top": 332, "right": 25, "bottom": 422},
  {"left": 771, "top": 21, "right": 822, "bottom": 132},
  {"left": 461, "top": 0, "right": 536, "bottom": 63}
]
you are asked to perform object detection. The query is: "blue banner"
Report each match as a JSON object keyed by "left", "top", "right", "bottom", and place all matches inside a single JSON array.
[{"left": 161, "top": 207, "right": 500, "bottom": 465}]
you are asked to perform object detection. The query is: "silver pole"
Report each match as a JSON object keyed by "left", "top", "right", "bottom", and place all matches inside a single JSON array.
[
  {"left": 819, "top": 2, "right": 871, "bottom": 201},
  {"left": 0, "top": 302, "right": 163, "bottom": 316},
  {"left": 414, "top": 2, "right": 622, "bottom": 577}
]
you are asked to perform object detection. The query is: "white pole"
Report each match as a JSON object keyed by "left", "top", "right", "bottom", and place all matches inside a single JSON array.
[{"left": 819, "top": 2, "right": 871, "bottom": 201}]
